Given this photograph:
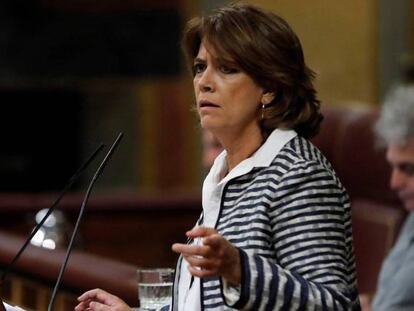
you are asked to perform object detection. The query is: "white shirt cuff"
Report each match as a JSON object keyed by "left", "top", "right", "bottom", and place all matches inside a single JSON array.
[{"left": 221, "top": 278, "right": 241, "bottom": 305}]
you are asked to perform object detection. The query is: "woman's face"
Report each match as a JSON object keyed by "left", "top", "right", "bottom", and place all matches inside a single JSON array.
[{"left": 193, "top": 42, "right": 264, "bottom": 134}]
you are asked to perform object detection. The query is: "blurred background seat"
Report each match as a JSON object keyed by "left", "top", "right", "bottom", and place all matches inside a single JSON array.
[{"left": 312, "top": 105, "right": 407, "bottom": 295}]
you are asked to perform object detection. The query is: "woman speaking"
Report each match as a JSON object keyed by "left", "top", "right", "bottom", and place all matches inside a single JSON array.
[{"left": 76, "top": 3, "right": 360, "bottom": 310}]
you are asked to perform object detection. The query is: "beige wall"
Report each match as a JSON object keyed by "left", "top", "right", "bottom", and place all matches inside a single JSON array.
[
  {"left": 250, "top": 0, "right": 378, "bottom": 106},
  {"left": 411, "top": 0, "right": 414, "bottom": 48}
]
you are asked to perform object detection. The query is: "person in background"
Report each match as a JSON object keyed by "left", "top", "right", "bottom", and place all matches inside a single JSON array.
[
  {"left": 366, "top": 82, "right": 414, "bottom": 311},
  {"left": 75, "top": 3, "right": 360, "bottom": 310}
]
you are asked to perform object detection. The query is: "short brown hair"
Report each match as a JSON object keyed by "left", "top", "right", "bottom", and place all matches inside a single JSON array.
[{"left": 182, "top": 3, "right": 322, "bottom": 138}]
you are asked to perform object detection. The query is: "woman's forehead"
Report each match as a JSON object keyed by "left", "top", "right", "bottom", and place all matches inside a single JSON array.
[{"left": 196, "top": 38, "right": 237, "bottom": 64}]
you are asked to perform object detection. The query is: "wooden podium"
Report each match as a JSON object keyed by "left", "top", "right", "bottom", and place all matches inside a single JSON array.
[{"left": 0, "top": 230, "right": 138, "bottom": 310}]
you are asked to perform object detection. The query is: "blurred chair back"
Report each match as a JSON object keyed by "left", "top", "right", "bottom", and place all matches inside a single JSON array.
[{"left": 312, "top": 105, "right": 407, "bottom": 294}]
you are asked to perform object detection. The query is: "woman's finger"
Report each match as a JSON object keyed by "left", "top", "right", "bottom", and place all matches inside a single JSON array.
[
  {"left": 78, "top": 288, "right": 109, "bottom": 302},
  {"left": 88, "top": 300, "right": 115, "bottom": 311},
  {"left": 76, "top": 288, "right": 131, "bottom": 311},
  {"left": 202, "top": 234, "right": 225, "bottom": 248},
  {"left": 186, "top": 226, "right": 218, "bottom": 238},
  {"left": 74, "top": 301, "right": 89, "bottom": 311},
  {"left": 183, "top": 254, "right": 215, "bottom": 269},
  {"left": 171, "top": 243, "right": 209, "bottom": 257},
  {"left": 187, "top": 265, "right": 216, "bottom": 278}
]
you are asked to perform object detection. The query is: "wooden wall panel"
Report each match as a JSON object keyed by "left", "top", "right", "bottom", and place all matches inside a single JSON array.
[{"left": 251, "top": 0, "right": 378, "bottom": 106}]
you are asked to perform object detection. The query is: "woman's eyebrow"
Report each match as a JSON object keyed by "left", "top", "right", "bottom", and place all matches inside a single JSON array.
[
  {"left": 193, "top": 57, "right": 206, "bottom": 64},
  {"left": 214, "top": 56, "right": 238, "bottom": 66}
]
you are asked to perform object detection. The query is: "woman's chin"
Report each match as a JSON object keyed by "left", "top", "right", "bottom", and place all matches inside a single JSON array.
[{"left": 200, "top": 119, "right": 222, "bottom": 131}]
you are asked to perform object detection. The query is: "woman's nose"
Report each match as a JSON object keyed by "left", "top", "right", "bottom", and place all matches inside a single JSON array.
[{"left": 198, "top": 69, "right": 215, "bottom": 93}]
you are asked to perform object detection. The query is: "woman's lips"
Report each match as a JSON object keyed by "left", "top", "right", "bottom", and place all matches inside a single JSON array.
[{"left": 199, "top": 100, "right": 220, "bottom": 108}]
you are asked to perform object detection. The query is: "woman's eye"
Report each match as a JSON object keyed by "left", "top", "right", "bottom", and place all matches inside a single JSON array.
[
  {"left": 220, "top": 65, "right": 239, "bottom": 74},
  {"left": 193, "top": 63, "right": 205, "bottom": 74}
]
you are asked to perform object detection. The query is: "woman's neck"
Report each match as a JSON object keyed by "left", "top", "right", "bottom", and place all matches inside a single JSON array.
[{"left": 214, "top": 126, "right": 264, "bottom": 172}]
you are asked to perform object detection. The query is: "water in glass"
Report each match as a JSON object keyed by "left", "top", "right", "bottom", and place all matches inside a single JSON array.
[{"left": 138, "top": 282, "right": 173, "bottom": 310}]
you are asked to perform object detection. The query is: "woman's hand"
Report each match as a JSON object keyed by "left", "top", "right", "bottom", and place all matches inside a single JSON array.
[
  {"left": 172, "top": 226, "right": 241, "bottom": 286},
  {"left": 74, "top": 288, "right": 132, "bottom": 311}
]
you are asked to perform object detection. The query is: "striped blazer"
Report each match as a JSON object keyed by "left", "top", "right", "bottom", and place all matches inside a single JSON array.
[{"left": 173, "top": 135, "right": 360, "bottom": 310}]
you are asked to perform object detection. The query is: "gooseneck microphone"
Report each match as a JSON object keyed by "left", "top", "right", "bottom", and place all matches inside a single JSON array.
[
  {"left": 0, "top": 144, "right": 105, "bottom": 285},
  {"left": 47, "top": 132, "right": 123, "bottom": 311}
]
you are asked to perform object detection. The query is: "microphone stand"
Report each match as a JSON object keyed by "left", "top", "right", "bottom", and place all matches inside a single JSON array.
[
  {"left": 0, "top": 144, "right": 105, "bottom": 310},
  {"left": 47, "top": 132, "right": 123, "bottom": 311},
  {"left": 0, "top": 144, "right": 104, "bottom": 285}
]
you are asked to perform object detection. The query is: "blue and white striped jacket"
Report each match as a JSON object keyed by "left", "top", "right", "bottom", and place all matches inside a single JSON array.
[{"left": 173, "top": 133, "right": 360, "bottom": 310}]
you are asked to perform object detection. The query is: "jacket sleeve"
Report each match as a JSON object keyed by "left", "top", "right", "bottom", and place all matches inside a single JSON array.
[{"left": 220, "top": 160, "right": 359, "bottom": 310}]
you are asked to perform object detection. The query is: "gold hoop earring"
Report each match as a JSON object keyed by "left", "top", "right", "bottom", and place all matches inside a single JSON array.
[
  {"left": 261, "top": 95, "right": 273, "bottom": 120},
  {"left": 261, "top": 103, "right": 266, "bottom": 120}
]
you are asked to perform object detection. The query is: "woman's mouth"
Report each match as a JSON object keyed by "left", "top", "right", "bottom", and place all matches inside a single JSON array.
[{"left": 199, "top": 100, "right": 220, "bottom": 108}]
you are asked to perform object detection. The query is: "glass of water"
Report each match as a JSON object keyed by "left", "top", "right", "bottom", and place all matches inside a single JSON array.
[{"left": 137, "top": 268, "right": 174, "bottom": 310}]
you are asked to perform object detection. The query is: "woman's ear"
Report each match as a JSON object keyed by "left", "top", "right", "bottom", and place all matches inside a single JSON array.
[{"left": 261, "top": 92, "right": 275, "bottom": 105}]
